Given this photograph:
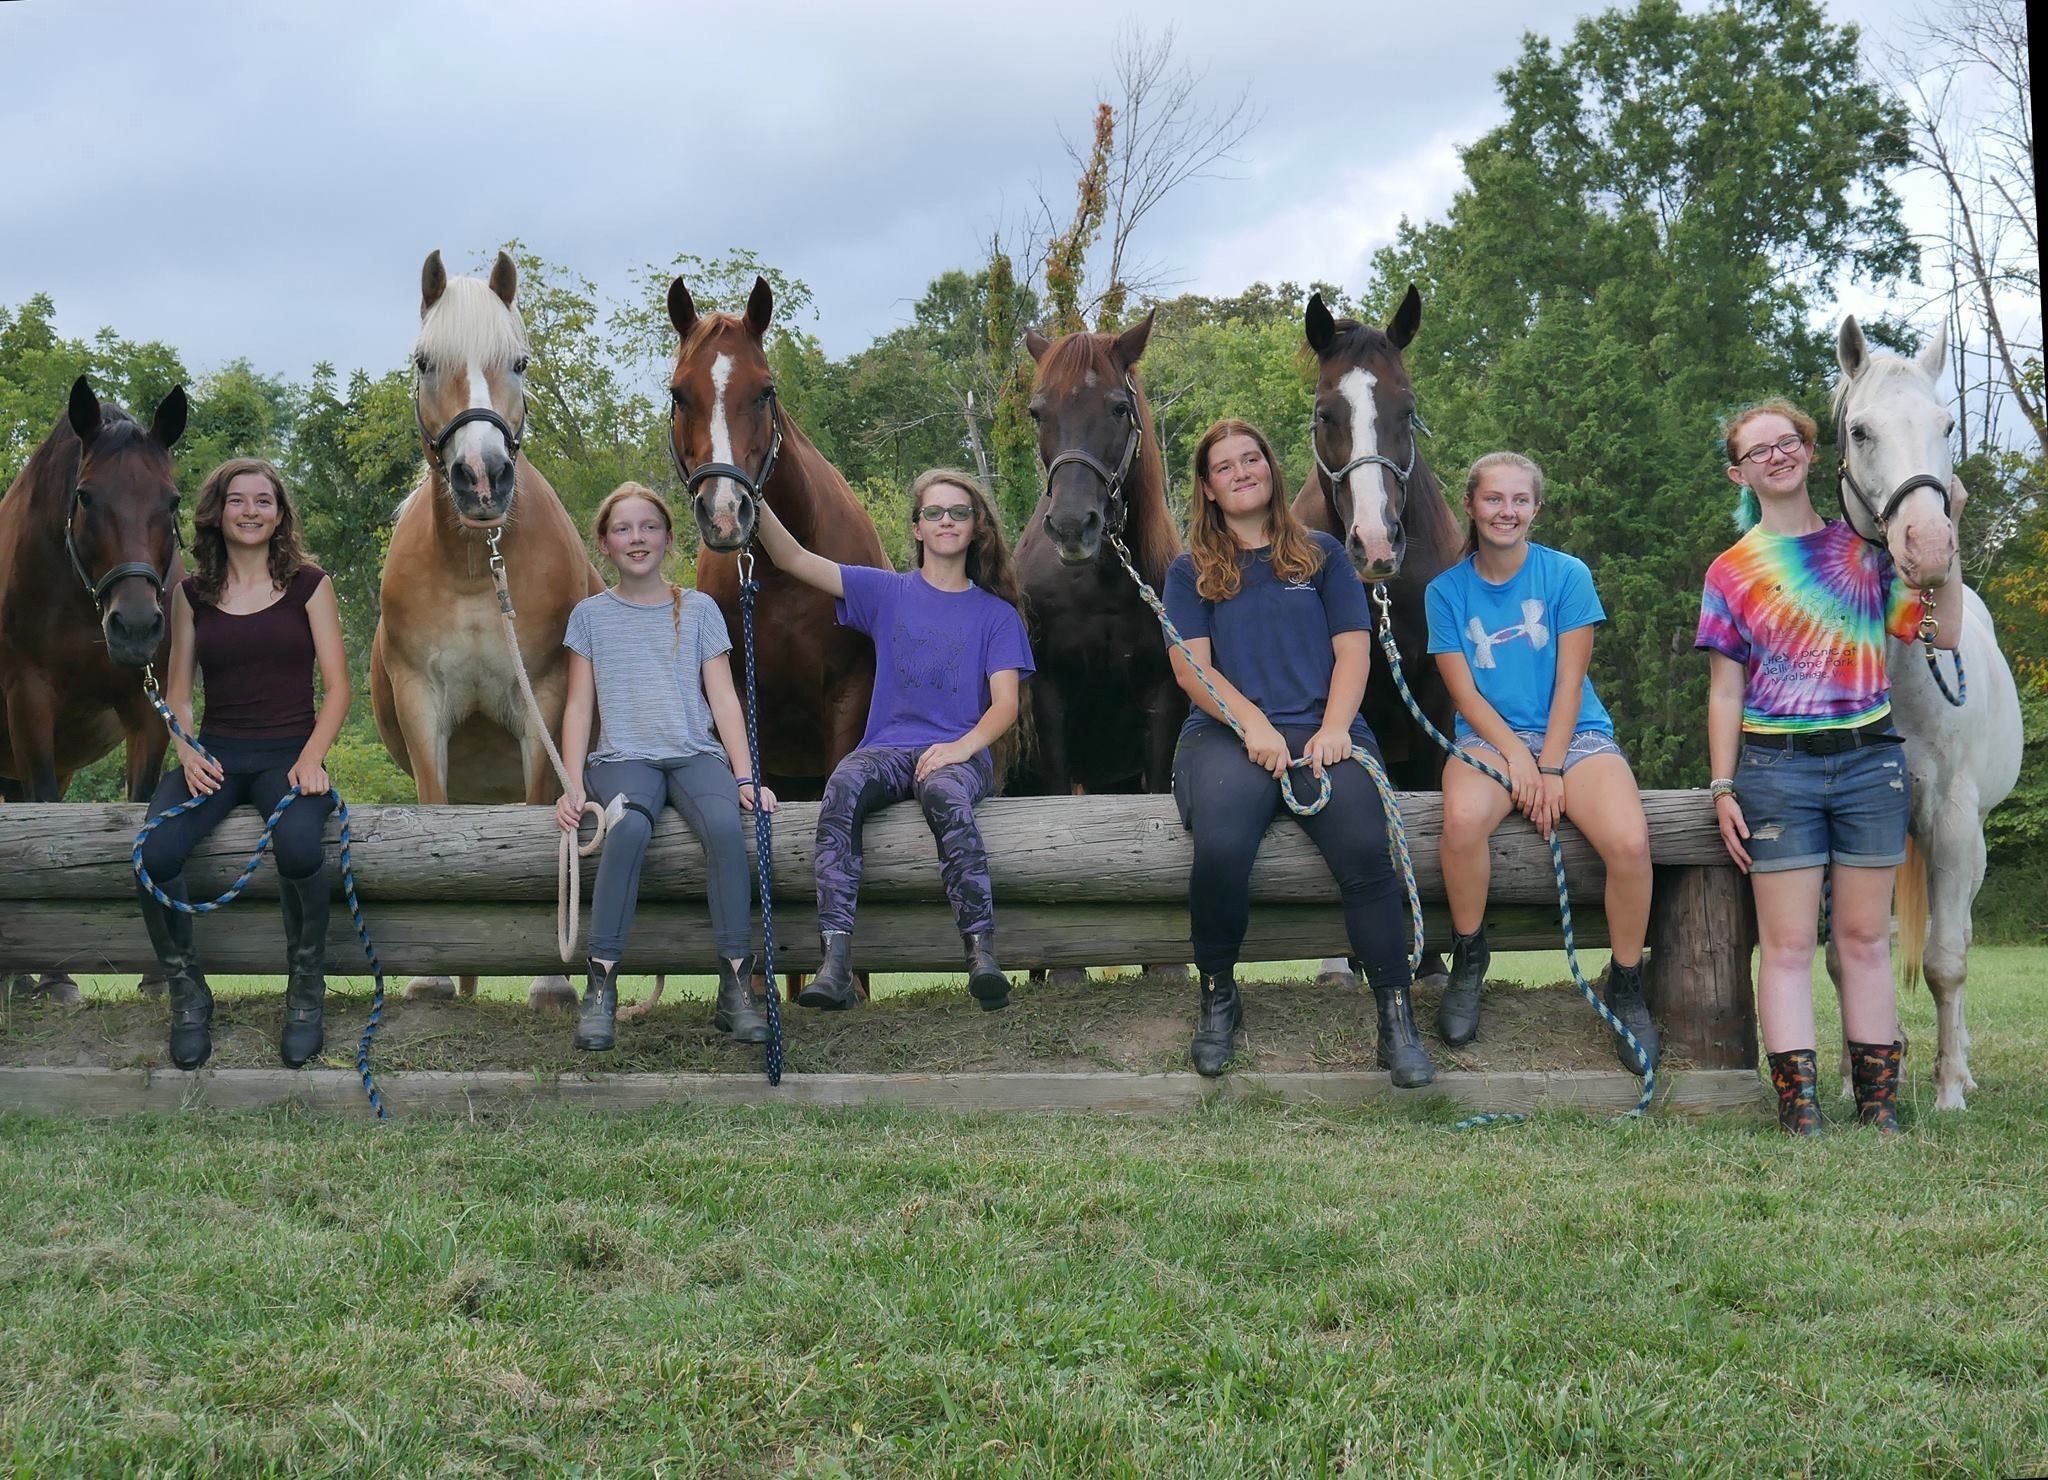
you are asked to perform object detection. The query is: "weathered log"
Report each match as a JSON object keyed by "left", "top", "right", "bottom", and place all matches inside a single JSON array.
[
  {"left": 1644, "top": 863, "right": 1759, "bottom": 1070},
  {"left": 0, "top": 898, "right": 1603, "bottom": 976},
  {"left": 0, "top": 793, "right": 1726, "bottom": 906}
]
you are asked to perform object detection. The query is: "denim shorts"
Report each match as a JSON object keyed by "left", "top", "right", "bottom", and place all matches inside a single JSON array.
[
  {"left": 1452, "top": 728, "right": 1621, "bottom": 774},
  {"left": 1734, "top": 739, "right": 1911, "bottom": 872}
]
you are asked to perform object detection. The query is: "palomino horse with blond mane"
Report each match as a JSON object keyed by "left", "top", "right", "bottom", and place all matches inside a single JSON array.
[
  {"left": 371, "top": 249, "right": 602, "bottom": 1006},
  {"left": 1829, "top": 315, "right": 2022, "bottom": 1111}
]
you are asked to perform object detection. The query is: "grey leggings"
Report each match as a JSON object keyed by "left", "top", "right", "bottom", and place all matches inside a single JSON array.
[{"left": 585, "top": 755, "right": 751, "bottom": 962}]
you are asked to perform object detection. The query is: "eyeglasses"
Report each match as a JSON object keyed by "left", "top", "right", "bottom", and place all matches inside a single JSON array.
[
  {"left": 917, "top": 504, "right": 975, "bottom": 524},
  {"left": 1736, "top": 433, "right": 1807, "bottom": 466}
]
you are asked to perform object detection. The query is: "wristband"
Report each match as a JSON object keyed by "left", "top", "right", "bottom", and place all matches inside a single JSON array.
[
  {"left": 1537, "top": 765, "right": 1565, "bottom": 778},
  {"left": 1710, "top": 777, "right": 1736, "bottom": 799},
  {"left": 733, "top": 776, "right": 755, "bottom": 788}
]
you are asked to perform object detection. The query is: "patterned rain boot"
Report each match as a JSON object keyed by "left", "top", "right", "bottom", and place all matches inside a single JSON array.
[
  {"left": 798, "top": 931, "right": 860, "bottom": 1010},
  {"left": 574, "top": 959, "right": 618, "bottom": 1052},
  {"left": 1437, "top": 927, "right": 1487, "bottom": 1046},
  {"left": 1375, "top": 982, "right": 1437, "bottom": 1088},
  {"left": 1190, "top": 969, "right": 1241, "bottom": 1078},
  {"left": 963, "top": 932, "right": 1011, "bottom": 1011},
  {"left": 278, "top": 873, "right": 330, "bottom": 1069},
  {"left": 713, "top": 954, "right": 769, "bottom": 1044},
  {"left": 1768, "top": 1048, "right": 1823, "bottom": 1136},
  {"left": 1603, "top": 958, "right": 1659, "bottom": 1076},
  {"left": 1848, "top": 1038, "right": 1905, "bottom": 1135}
]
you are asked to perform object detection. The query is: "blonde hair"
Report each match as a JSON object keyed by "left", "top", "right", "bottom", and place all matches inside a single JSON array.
[
  {"left": 1188, "top": 419, "right": 1321, "bottom": 601},
  {"left": 1460, "top": 452, "right": 1547, "bottom": 558},
  {"left": 591, "top": 481, "right": 685, "bottom": 651}
]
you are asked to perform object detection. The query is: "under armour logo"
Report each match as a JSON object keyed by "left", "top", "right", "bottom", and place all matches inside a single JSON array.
[{"left": 1466, "top": 599, "right": 1550, "bottom": 669}]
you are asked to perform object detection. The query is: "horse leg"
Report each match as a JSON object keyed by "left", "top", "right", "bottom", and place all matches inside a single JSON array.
[
  {"left": 5, "top": 679, "right": 80, "bottom": 1003},
  {"left": 124, "top": 723, "right": 172, "bottom": 1000},
  {"left": 1141, "top": 683, "right": 1190, "bottom": 981},
  {"left": 1024, "top": 682, "right": 1089, "bottom": 986},
  {"left": 515, "top": 710, "right": 578, "bottom": 1011},
  {"left": 1923, "top": 806, "right": 1988, "bottom": 1110},
  {"left": 391, "top": 676, "right": 460, "bottom": 1001}
]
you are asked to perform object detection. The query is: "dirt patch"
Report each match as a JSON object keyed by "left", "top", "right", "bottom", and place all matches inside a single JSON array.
[{"left": 0, "top": 972, "right": 1686, "bottom": 1076}]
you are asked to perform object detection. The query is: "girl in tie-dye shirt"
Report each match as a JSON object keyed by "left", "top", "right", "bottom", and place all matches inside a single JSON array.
[{"left": 1696, "top": 399, "right": 1967, "bottom": 1138}]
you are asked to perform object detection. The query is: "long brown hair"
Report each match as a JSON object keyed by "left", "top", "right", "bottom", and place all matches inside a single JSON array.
[
  {"left": 907, "top": 468, "right": 1033, "bottom": 784},
  {"left": 1187, "top": 419, "right": 1321, "bottom": 601},
  {"left": 1459, "top": 452, "right": 1547, "bottom": 558},
  {"left": 591, "top": 481, "right": 685, "bottom": 653},
  {"left": 188, "top": 458, "right": 310, "bottom": 607}
]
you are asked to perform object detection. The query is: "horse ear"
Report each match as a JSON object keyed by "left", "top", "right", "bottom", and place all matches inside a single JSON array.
[
  {"left": 489, "top": 250, "right": 518, "bottom": 307},
  {"left": 745, "top": 276, "right": 774, "bottom": 339},
  {"left": 150, "top": 386, "right": 188, "bottom": 450},
  {"left": 1918, "top": 320, "right": 1948, "bottom": 380},
  {"left": 1024, "top": 328, "right": 1052, "bottom": 363},
  {"left": 1113, "top": 311, "right": 1154, "bottom": 367},
  {"left": 667, "top": 277, "right": 699, "bottom": 337},
  {"left": 1304, "top": 293, "right": 1336, "bottom": 355},
  {"left": 421, "top": 251, "right": 448, "bottom": 319},
  {"left": 1837, "top": 315, "right": 1869, "bottom": 379},
  {"left": 1387, "top": 284, "right": 1422, "bottom": 349},
  {"left": 67, "top": 376, "right": 101, "bottom": 446}
]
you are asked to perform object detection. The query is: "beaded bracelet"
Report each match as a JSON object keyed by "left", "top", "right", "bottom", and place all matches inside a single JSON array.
[{"left": 1709, "top": 777, "right": 1736, "bottom": 799}]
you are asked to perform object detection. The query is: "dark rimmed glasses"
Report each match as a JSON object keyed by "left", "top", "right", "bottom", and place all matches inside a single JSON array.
[
  {"left": 917, "top": 503, "right": 975, "bottom": 524},
  {"left": 1736, "top": 433, "right": 1807, "bottom": 466}
]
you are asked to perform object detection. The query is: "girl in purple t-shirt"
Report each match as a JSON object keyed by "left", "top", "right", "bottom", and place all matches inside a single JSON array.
[{"left": 752, "top": 468, "right": 1034, "bottom": 1010}]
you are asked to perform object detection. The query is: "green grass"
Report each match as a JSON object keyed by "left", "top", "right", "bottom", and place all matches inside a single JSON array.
[{"left": 3, "top": 950, "right": 2046, "bottom": 1475}]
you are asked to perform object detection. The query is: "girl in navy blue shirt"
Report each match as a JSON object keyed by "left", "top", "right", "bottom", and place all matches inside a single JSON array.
[{"left": 1162, "top": 418, "right": 1434, "bottom": 1086}]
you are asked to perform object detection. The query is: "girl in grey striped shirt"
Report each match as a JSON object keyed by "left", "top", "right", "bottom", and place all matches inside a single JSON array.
[{"left": 556, "top": 483, "right": 776, "bottom": 1052}]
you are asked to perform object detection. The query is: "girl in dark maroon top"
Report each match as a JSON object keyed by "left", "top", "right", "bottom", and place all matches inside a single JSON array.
[{"left": 139, "top": 458, "right": 351, "bottom": 1072}]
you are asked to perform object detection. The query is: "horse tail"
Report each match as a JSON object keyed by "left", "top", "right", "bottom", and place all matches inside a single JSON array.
[{"left": 1895, "top": 832, "right": 1929, "bottom": 992}]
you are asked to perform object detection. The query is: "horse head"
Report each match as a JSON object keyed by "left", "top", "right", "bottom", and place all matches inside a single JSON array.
[
  {"left": 413, "top": 249, "right": 529, "bottom": 527},
  {"left": 667, "top": 275, "right": 779, "bottom": 553},
  {"left": 63, "top": 375, "right": 186, "bottom": 667},
  {"left": 1305, "top": 285, "right": 1428, "bottom": 580},
  {"left": 1023, "top": 314, "right": 1156, "bottom": 566},
  {"left": 1835, "top": 316, "right": 1958, "bottom": 590}
]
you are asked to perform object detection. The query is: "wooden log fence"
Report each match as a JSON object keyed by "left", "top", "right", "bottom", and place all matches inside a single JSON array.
[{"left": 0, "top": 792, "right": 1757, "bottom": 1067}]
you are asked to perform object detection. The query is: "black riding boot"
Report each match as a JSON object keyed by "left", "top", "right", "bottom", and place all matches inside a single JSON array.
[
  {"left": 713, "top": 954, "right": 769, "bottom": 1043},
  {"left": 963, "top": 932, "right": 1010, "bottom": 1011},
  {"left": 278, "top": 873, "right": 330, "bottom": 1069},
  {"left": 575, "top": 959, "right": 619, "bottom": 1051},
  {"left": 1375, "top": 981, "right": 1437, "bottom": 1088},
  {"left": 1603, "top": 958, "right": 1659, "bottom": 1076},
  {"left": 140, "top": 877, "right": 212, "bottom": 1071},
  {"left": 1437, "top": 927, "right": 1488, "bottom": 1046},
  {"left": 798, "top": 931, "right": 860, "bottom": 1010},
  {"left": 1190, "top": 969, "right": 1241, "bottom": 1078}
]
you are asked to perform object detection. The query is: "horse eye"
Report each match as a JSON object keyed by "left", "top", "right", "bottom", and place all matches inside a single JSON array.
[
  {"left": 512, "top": 356, "right": 529, "bottom": 376},
  {"left": 670, "top": 387, "right": 688, "bottom": 407},
  {"left": 1028, "top": 406, "right": 1043, "bottom": 422},
  {"left": 1850, "top": 423, "right": 1868, "bottom": 442},
  {"left": 759, "top": 386, "right": 776, "bottom": 404},
  {"left": 414, "top": 352, "right": 431, "bottom": 376},
  {"left": 77, "top": 490, "right": 93, "bottom": 509},
  {"left": 1112, "top": 402, "right": 1132, "bottom": 420}
]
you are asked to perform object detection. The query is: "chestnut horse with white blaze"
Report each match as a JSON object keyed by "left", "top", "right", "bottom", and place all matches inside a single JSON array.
[
  {"left": 0, "top": 376, "right": 187, "bottom": 1002},
  {"left": 1293, "top": 287, "right": 1459, "bottom": 991},
  {"left": 370, "top": 250, "right": 602, "bottom": 1006}
]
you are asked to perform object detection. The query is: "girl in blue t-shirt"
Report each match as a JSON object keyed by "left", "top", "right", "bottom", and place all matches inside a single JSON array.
[
  {"left": 1162, "top": 418, "right": 1434, "bottom": 1087},
  {"left": 1424, "top": 452, "right": 1656, "bottom": 1070},
  {"left": 752, "top": 468, "right": 1034, "bottom": 1013}
]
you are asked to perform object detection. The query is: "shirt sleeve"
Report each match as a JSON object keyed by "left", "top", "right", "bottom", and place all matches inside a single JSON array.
[
  {"left": 1553, "top": 552, "right": 1607, "bottom": 634},
  {"left": 1315, "top": 538, "right": 1371, "bottom": 636},
  {"left": 983, "top": 602, "right": 1035, "bottom": 680},
  {"left": 1425, "top": 570, "right": 1460, "bottom": 655},
  {"left": 1694, "top": 562, "right": 1749, "bottom": 663},
  {"left": 833, "top": 563, "right": 897, "bottom": 635},
  {"left": 691, "top": 595, "right": 733, "bottom": 661},
  {"left": 564, "top": 600, "right": 593, "bottom": 660},
  {"left": 1878, "top": 551, "right": 1931, "bottom": 642},
  {"left": 1162, "top": 554, "right": 1210, "bottom": 642}
]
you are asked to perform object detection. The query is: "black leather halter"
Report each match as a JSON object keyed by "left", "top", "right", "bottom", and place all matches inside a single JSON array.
[
  {"left": 1041, "top": 374, "right": 1142, "bottom": 536},
  {"left": 414, "top": 394, "right": 526, "bottom": 472},
  {"left": 1314, "top": 409, "right": 1431, "bottom": 497},
  {"left": 670, "top": 388, "right": 784, "bottom": 509},
  {"left": 65, "top": 485, "right": 168, "bottom": 610},
  {"left": 1835, "top": 412, "right": 1951, "bottom": 548}
]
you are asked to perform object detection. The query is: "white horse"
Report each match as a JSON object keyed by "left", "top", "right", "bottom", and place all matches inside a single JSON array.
[{"left": 1830, "top": 316, "right": 2024, "bottom": 1110}]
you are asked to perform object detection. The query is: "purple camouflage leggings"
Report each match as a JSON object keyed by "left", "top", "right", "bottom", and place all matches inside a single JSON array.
[{"left": 815, "top": 745, "right": 996, "bottom": 936}]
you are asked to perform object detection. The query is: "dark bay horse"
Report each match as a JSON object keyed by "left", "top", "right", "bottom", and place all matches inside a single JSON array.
[
  {"left": 668, "top": 274, "right": 889, "bottom": 796},
  {"left": 1292, "top": 287, "right": 1460, "bottom": 988},
  {"left": 0, "top": 375, "right": 187, "bottom": 1000},
  {"left": 1013, "top": 315, "right": 1187, "bottom": 798}
]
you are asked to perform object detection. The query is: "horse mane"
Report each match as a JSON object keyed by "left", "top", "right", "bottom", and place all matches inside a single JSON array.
[
  {"left": 416, "top": 276, "right": 529, "bottom": 366},
  {"left": 1036, "top": 330, "right": 1178, "bottom": 585},
  {"left": 1830, "top": 350, "right": 1925, "bottom": 428}
]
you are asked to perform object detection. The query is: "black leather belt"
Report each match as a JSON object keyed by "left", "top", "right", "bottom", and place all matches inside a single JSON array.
[{"left": 1742, "top": 717, "right": 1900, "bottom": 756}]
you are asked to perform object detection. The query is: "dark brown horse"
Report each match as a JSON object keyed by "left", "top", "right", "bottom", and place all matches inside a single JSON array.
[
  {"left": 668, "top": 275, "right": 890, "bottom": 796},
  {"left": 0, "top": 375, "right": 187, "bottom": 1000},
  {"left": 1293, "top": 286, "right": 1460, "bottom": 987},
  {"left": 1013, "top": 316, "right": 1187, "bottom": 798}
]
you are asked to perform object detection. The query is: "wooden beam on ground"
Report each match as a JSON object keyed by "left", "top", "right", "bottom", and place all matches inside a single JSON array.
[
  {"left": 0, "top": 899, "right": 1604, "bottom": 976},
  {"left": 0, "top": 1065, "right": 1768, "bottom": 1119},
  {"left": 0, "top": 793, "right": 1728, "bottom": 907}
]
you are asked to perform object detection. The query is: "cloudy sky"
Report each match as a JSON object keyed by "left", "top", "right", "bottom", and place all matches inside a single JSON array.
[{"left": 0, "top": 0, "right": 1959, "bottom": 386}]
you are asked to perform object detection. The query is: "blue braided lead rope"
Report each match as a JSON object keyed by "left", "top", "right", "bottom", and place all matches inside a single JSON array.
[
  {"left": 737, "top": 559, "right": 784, "bottom": 1085},
  {"left": 1363, "top": 586, "right": 1653, "bottom": 1129},
  {"left": 132, "top": 678, "right": 389, "bottom": 1120},
  {"left": 1105, "top": 533, "right": 1425, "bottom": 973},
  {"left": 1923, "top": 644, "right": 1965, "bottom": 706}
]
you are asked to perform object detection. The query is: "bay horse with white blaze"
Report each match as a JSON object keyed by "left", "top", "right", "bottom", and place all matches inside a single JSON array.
[
  {"left": 1293, "top": 287, "right": 1459, "bottom": 990},
  {"left": 370, "top": 249, "right": 602, "bottom": 1007},
  {"left": 0, "top": 376, "right": 187, "bottom": 1002},
  {"left": 1830, "top": 315, "right": 2022, "bottom": 1111}
]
